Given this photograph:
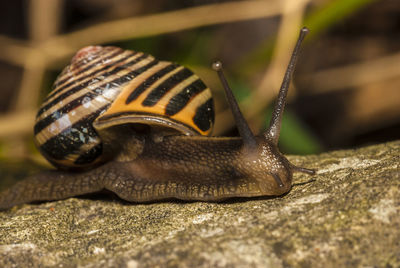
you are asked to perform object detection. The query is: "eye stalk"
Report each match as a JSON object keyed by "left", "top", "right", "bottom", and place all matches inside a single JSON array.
[
  {"left": 212, "top": 27, "right": 315, "bottom": 181},
  {"left": 266, "top": 27, "right": 309, "bottom": 145},
  {"left": 212, "top": 60, "right": 258, "bottom": 151},
  {"left": 213, "top": 28, "right": 310, "bottom": 148}
]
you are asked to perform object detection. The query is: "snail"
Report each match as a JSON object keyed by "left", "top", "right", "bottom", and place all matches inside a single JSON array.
[{"left": 0, "top": 27, "right": 314, "bottom": 210}]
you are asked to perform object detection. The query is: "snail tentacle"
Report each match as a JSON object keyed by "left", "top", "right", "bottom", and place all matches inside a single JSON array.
[
  {"left": 266, "top": 27, "right": 309, "bottom": 144},
  {"left": 212, "top": 61, "right": 257, "bottom": 150}
]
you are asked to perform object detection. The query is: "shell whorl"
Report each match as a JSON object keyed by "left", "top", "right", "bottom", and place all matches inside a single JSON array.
[{"left": 34, "top": 46, "right": 215, "bottom": 170}]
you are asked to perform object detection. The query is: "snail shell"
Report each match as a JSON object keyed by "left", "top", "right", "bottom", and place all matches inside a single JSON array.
[{"left": 33, "top": 46, "right": 215, "bottom": 170}]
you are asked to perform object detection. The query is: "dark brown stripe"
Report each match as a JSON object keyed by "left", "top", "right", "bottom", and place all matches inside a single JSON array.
[
  {"left": 141, "top": 68, "right": 193, "bottom": 107},
  {"left": 74, "top": 143, "right": 103, "bottom": 165},
  {"left": 34, "top": 59, "right": 159, "bottom": 135},
  {"left": 126, "top": 63, "right": 180, "bottom": 104},
  {"left": 36, "top": 51, "right": 142, "bottom": 117},
  {"left": 36, "top": 53, "right": 149, "bottom": 119},
  {"left": 46, "top": 48, "right": 126, "bottom": 101},
  {"left": 53, "top": 49, "right": 105, "bottom": 89},
  {"left": 193, "top": 98, "right": 214, "bottom": 132},
  {"left": 38, "top": 110, "right": 103, "bottom": 162},
  {"left": 165, "top": 79, "right": 207, "bottom": 116}
]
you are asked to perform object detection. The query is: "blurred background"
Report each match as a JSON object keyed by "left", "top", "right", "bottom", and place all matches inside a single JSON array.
[{"left": 0, "top": 0, "right": 399, "bottom": 173}]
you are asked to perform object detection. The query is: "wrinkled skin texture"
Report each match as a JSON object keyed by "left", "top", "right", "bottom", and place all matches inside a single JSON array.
[{"left": 0, "top": 135, "right": 300, "bottom": 210}]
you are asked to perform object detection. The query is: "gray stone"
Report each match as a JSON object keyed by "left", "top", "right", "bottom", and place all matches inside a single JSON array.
[{"left": 0, "top": 141, "right": 399, "bottom": 267}]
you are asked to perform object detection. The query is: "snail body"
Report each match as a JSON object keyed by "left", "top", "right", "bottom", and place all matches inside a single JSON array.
[{"left": 0, "top": 28, "right": 314, "bottom": 210}]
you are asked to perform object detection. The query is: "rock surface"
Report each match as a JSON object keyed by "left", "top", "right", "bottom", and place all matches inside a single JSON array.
[{"left": 0, "top": 141, "right": 399, "bottom": 267}]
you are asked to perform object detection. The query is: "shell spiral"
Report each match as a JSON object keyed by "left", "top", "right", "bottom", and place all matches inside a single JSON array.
[{"left": 34, "top": 46, "right": 215, "bottom": 170}]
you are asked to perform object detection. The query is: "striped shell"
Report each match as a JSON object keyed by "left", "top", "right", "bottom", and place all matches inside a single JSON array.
[{"left": 34, "top": 46, "right": 215, "bottom": 170}]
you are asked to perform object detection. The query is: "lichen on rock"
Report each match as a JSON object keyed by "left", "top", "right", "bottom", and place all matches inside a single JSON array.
[{"left": 0, "top": 141, "right": 399, "bottom": 267}]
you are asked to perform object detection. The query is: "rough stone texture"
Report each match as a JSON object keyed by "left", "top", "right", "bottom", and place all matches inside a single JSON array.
[{"left": 0, "top": 141, "right": 399, "bottom": 267}]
